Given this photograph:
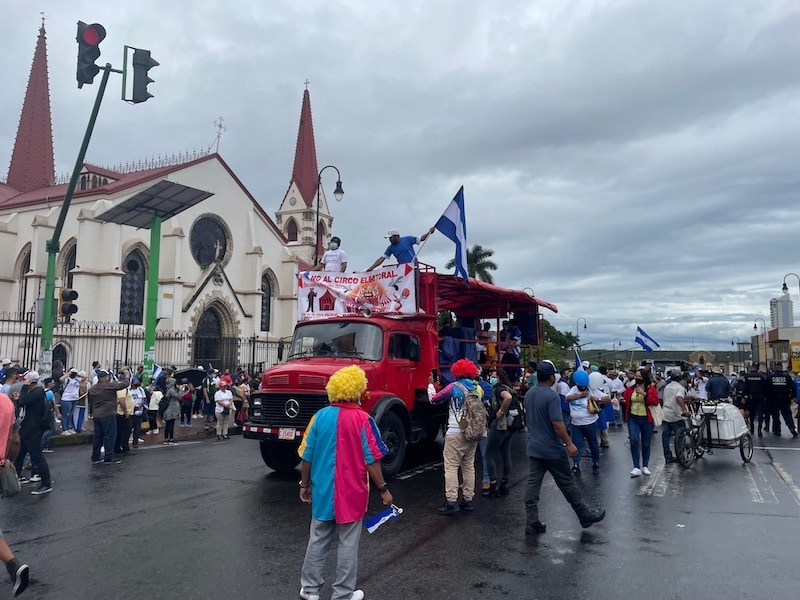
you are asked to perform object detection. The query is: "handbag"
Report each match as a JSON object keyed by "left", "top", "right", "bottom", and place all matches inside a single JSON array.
[
  {"left": 650, "top": 403, "right": 664, "bottom": 427},
  {"left": 587, "top": 398, "right": 602, "bottom": 414},
  {"left": 0, "top": 462, "right": 21, "bottom": 498}
]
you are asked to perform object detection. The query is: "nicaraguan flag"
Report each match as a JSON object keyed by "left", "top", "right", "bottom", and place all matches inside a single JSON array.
[
  {"left": 574, "top": 347, "right": 582, "bottom": 370},
  {"left": 434, "top": 187, "right": 469, "bottom": 283},
  {"left": 364, "top": 504, "right": 403, "bottom": 534},
  {"left": 153, "top": 363, "right": 163, "bottom": 381},
  {"left": 635, "top": 326, "right": 660, "bottom": 353}
]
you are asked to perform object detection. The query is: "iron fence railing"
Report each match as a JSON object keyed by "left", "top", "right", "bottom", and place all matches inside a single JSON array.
[{"left": 0, "top": 311, "right": 281, "bottom": 377}]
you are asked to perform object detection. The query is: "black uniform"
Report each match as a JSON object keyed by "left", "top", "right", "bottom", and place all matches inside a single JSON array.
[
  {"left": 766, "top": 369, "right": 797, "bottom": 436},
  {"left": 743, "top": 368, "right": 768, "bottom": 435},
  {"left": 13, "top": 382, "right": 52, "bottom": 490}
]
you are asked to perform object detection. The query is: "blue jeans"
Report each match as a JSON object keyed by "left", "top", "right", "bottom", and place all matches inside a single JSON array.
[
  {"left": 627, "top": 414, "right": 653, "bottom": 469},
  {"left": 478, "top": 438, "right": 490, "bottom": 483},
  {"left": 91, "top": 415, "right": 118, "bottom": 462},
  {"left": 41, "top": 428, "right": 55, "bottom": 449},
  {"left": 661, "top": 419, "right": 686, "bottom": 460},
  {"left": 60, "top": 400, "right": 76, "bottom": 431},
  {"left": 571, "top": 420, "right": 600, "bottom": 467}
]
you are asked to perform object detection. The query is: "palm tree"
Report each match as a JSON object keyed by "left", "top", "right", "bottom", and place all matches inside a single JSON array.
[{"left": 445, "top": 244, "right": 498, "bottom": 283}]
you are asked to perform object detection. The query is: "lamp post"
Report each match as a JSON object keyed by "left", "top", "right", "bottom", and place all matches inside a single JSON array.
[
  {"left": 782, "top": 273, "right": 799, "bottom": 326},
  {"left": 731, "top": 337, "right": 741, "bottom": 373},
  {"left": 613, "top": 337, "right": 622, "bottom": 368},
  {"left": 313, "top": 165, "right": 344, "bottom": 265},
  {"left": 754, "top": 318, "right": 767, "bottom": 370},
  {"left": 576, "top": 317, "right": 587, "bottom": 338}
]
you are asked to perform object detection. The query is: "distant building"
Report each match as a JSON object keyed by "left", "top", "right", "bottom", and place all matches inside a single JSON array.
[{"left": 770, "top": 293, "right": 794, "bottom": 328}]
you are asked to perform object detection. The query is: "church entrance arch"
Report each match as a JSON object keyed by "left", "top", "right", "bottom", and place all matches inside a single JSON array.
[{"left": 193, "top": 304, "right": 238, "bottom": 371}]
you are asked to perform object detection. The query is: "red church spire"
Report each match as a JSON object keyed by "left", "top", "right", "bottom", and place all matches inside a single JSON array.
[
  {"left": 6, "top": 23, "right": 55, "bottom": 193},
  {"left": 290, "top": 87, "right": 320, "bottom": 207}
]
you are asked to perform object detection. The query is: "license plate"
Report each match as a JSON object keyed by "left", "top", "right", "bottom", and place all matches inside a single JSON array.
[{"left": 278, "top": 428, "right": 296, "bottom": 440}]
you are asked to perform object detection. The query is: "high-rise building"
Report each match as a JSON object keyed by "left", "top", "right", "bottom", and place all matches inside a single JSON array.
[{"left": 770, "top": 293, "right": 794, "bottom": 328}]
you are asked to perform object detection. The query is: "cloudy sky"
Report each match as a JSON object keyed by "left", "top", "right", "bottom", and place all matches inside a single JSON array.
[{"left": 2, "top": 0, "right": 799, "bottom": 351}]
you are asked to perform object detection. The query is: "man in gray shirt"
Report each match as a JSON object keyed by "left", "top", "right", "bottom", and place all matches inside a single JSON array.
[{"left": 524, "top": 362, "right": 605, "bottom": 533}]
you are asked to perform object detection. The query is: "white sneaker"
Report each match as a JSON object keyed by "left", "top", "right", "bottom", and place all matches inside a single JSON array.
[
  {"left": 630, "top": 467, "right": 642, "bottom": 477},
  {"left": 30, "top": 474, "right": 42, "bottom": 483},
  {"left": 642, "top": 467, "right": 651, "bottom": 476},
  {"left": 153, "top": 429, "right": 159, "bottom": 435},
  {"left": 299, "top": 588, "right": 320, "bottom": 600},
  {"left": 349, "top": 591, "right": 365, "bottom": 600}
]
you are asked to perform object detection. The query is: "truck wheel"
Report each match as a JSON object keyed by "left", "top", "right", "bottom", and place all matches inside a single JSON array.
[
  {"left": 379, "top": 412, "right": 406, "bottom": 479},
  {"left": 260, "top": 441, "right": 301, "bottom": 473}
]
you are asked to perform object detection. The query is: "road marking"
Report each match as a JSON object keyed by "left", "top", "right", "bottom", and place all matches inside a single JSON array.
[
  {"left": 746, "top": 463, "right": 778, "bottom": 504},
  {"left": 651, "top": 464, "right": 685, "bottom": 498},
  {"left": 136, "top": 441, "right": 202, "bottom": 450},
  {"left": 395, "top": 460, "right": 442, "bottom": 480},
  {"left": 772, "top": 462, "right": 800, "bottom": 506},
  {"left": 637, "top": 463, "right": 664, "bottom": 496},
  {"left": 754, "top": 446, "right": 800, "bottom": 451}
]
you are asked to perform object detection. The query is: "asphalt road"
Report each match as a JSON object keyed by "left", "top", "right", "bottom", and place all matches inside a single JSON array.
[{"left": 3, "top": 425, "right": 799, "bottom": 600}]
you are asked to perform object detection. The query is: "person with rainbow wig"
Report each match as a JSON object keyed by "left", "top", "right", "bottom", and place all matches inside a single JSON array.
[{"left": 298, "top": 365, "right": 393, "bottom": 600}]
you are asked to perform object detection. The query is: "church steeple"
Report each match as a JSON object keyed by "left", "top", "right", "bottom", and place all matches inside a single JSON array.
[
  {"left": 6, "top": 23, "right": 55, "bottom": 193},
  {"left": 290, "top": 87, "right": 319, "bottom": 207}
]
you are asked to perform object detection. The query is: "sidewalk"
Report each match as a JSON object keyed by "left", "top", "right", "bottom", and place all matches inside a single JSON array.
[{"left": 48, "top": 414, "right": 242, "bottom": 448}]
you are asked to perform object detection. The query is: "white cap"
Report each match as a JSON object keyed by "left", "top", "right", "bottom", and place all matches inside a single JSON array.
[
  {"left": 78, "top": 370, "right": 87, "bottom": 377},
  {"left": 24, "top": 370, "right": 40, "bottom": 382},
  {"left": 1, "top": 358, "right": 11, "bottom": 366},
  {"left": 385, "top": 229, "right": 400, "bottom": 238},
  {"left": 69, "top": 367, "right": 78, "bottom": 374},
  {"left": 580, "top": 360, "right": 590, "bottom": 368}
]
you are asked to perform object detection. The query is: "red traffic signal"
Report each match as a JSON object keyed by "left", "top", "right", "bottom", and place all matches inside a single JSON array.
[{"left": 76, "top": 21, "right": 106, "bottom": 88}]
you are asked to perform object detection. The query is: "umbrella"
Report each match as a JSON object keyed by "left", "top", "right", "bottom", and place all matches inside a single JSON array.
[{"left": 173, "top": 368, "right": 207, "bottom": 387}]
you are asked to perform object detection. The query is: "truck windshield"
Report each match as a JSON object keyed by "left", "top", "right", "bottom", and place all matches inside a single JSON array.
[{"left": 289, "top": 321, "right": 383, "bottom": 360}]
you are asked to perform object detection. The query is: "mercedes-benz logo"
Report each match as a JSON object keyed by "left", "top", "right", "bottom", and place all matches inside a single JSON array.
[{"left": 285, "top": 399, "right": 300, "bottom": 419}]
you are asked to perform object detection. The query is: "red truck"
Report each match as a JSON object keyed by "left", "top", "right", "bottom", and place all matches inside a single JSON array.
[{"left": 243, "top": 265, "right": 557, "bottom": 478}]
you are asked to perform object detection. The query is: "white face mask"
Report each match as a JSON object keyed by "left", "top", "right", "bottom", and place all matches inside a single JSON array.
[{"left": 329, "top": 242, "right": 339, "bottom": 250}]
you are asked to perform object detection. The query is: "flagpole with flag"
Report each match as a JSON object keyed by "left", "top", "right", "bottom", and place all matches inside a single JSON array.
[
  {"left": 433, "top": 186, "right": 469, "bottom": 283},
  {"left": 634, "top": 326, "right": 661, "bottom": 353}
]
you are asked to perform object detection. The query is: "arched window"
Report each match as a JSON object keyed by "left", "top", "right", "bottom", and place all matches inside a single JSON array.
[
  {"left": 120, "top": 249, "right": 146, "bottom": 324},
  {"left": 63, "top": 245, "right": 77, "bottom": 288},
  {"left": 17, "top": 247, "right": 31, "bottom": 316},
  {"left": 260, "top": 274, "right": 272, "bottom": 332},
  {"left": 286, "top": 218, "right": 298, "bottom": 242}
]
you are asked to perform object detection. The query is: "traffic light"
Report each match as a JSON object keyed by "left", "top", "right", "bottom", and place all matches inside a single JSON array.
[
  {"left": 76, "top": 21, "right": 106, "bottom": 88},
  {"left": 132, "top": 49, "right": 159, "bottom": 103},
  {"left": 58, "top": 288, "right": 79, "bottom": 317}
]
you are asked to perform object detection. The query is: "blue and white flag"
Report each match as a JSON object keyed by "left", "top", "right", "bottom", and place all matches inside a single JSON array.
[
  {"left": 635, "top": 326, "right": 661, "bottom": 353},
  {"left": 364, "top": 504, "right": 403, "bottom": 534},
  {"left": 153, "top": 363, "right": 163, "bottom": 382},
  {"left": 434, "top": 187, "right": 468, "bottom": 283},
  {"left": 574, "top": 347, "right": 582, "bottom": 370}
]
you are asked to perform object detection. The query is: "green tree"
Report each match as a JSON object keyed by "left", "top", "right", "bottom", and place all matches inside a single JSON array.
[
  {"left": 541, "top": 319, "right": 578, "bottom": 349},
  {"left": 445, "top": 244, "right": 498, "bottom": 283}
]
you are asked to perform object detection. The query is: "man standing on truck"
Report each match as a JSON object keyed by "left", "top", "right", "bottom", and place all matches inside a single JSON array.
[
  {"left": 364, "top": 227, "right": 436, "bottom": 271},
  {"left": 311, "top": 236, "right": 348, "bottom": 273},
  {"left": 298, "top": 365, "right": 392, "bottom": 600}
]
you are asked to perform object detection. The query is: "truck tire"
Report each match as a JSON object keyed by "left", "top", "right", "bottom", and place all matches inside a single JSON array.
[
  {"left": 260, "top": 441, "right": 301, "bottom": 473},
  {"left": 378, "top": 411, "right": 406, "bottom": 480}
]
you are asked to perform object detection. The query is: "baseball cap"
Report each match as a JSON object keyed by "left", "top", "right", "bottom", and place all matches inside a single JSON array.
[
  {"left": 580, "top": 361, "right": 590, "bottom": 369},
  {"left": 78, "top": 370, "right": 87, "bottom": 377},
  {"left": 24, "top": 370, "right": 40, "bottom": 382},
  {"left": 69, "top": 367, "right": 79, "bottom": 374},
  {"left": 385, "top": 229, "right": 400, "bottom": 238},
  {"left": 96, "top": 369, "right": 110, "bottom": 378},
  {"left": 536, "top": 362, "right": 556, "bottom": 378},
  {"left": 1, "top": 358, "right": 11, "bottom": 366}
]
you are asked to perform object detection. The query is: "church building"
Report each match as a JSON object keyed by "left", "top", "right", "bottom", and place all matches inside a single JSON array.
[{"left": 0, "top": 24, "right": 337, "bottom": 372}]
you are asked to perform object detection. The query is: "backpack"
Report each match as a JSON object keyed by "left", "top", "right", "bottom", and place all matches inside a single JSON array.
[
  {"left": 158, "top": 395, "right": 170, "bottom": 418},
  {"left": 452, "top": 382, "right": 487, "bottom": 442}
]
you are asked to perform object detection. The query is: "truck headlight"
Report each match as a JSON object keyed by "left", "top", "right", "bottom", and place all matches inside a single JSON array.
[
  {"left": 252, "top": 399, "right": 262, "bottom": 407},
  {"left": 252, "top": 410, "right": 261, "bottom": 417}
]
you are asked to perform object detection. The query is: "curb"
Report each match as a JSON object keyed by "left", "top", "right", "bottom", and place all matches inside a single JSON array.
[{"left": 48, "top": 424, "right": 243, "bottom": 447}]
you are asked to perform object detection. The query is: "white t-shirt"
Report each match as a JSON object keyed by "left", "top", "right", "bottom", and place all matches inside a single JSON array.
[
  {"left": 662, "top": 381, "right": 686, "bottom": 422},
  {"left": 556, "top": 379, "right": 570, "bottom": 398},
  {"left": 61, "top": 376, "right": 80, "bottom": 401},
  {"left": 148, "top": 389, "right": 163, "bottom": 411},
  {"left": 692, "top": 376, "right": 708, "bottom": 400},
  {"left": 567, "top": 386, "right": 600, "bottom": 426},
  {"left": 214, "top": 389, "right": 234, "bottom": 414},
  {"left": 321, "top": 248, "right": 348, "bottom": 272}
]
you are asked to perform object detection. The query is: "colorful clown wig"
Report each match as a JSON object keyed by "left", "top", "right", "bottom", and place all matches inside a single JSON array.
[
  {"left": 450, "top": 359, "right": 479, "bottom": 380},
  {"left": 326, "top": 365, "right": 368, "bottom": 403}
]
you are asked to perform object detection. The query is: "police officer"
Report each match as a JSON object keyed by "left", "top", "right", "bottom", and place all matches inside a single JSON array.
[
  {"left": 766, "top": 362, "right": 798, "bottom": 437},
  {"left": 743, "top": 363, "right": 768, "bottom": 436}
]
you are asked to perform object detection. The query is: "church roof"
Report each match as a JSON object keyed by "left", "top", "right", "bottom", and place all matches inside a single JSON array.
[
  {"left": 5, "top": 24, "right": 54, "bottom": 194},
  {"left": 289, "top": 89, "right": 320, "bottom": 207}
]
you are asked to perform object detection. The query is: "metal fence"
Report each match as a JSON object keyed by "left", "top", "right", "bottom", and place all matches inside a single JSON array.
[{"left": 0, "top": 311, "right": 281, "bottom": 376}]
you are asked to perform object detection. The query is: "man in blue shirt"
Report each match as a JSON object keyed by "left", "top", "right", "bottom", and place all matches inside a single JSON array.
[
  {"left": 365, "top": 227, "right": 435, "bottom": 271},
  {"left": 524, "top": 362, "right": 605, "bottom": 533}
]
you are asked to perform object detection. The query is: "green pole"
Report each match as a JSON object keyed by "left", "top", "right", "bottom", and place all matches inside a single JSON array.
[
  {"left": 41, "top": 64, "right": 113, "bottom": 354},
  {"left": 142, "top": 214, "right": 162, "bottom": 385}
]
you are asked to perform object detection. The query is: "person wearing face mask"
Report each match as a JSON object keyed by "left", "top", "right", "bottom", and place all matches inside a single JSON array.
[
  {"left": 622, "top": 368, "right": 660, "bottom": 477},
  {"left": 312, "top": 236, "right": 348, "bottom": 273}
]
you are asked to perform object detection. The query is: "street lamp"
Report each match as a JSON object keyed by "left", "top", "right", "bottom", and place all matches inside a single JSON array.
[
  {"left": 613, "top": 337, "right": 622, "bottom": 367},
  {"left": 313, "top": 165, "right": 344, "bottom": 265},
  {"left": 754, "top": 318, "right": 767, "bottom": 370},
  {"left": 781, "top": 272, "right": 800, "bottom": 295},
  {"left": 576, "top": 317, "right": 587, "bottom": 338},
  {"left": 731, "top": 337, "right": 741, "bottom": 372}
]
